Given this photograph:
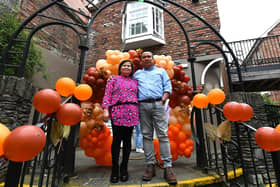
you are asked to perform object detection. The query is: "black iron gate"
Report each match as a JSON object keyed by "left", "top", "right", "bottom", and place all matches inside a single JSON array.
[{"left": 1, "top": 0, "right": 280, "bottom": 186}]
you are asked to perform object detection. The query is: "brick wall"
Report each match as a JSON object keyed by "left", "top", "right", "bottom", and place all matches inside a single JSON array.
[
  {"left": 19, "top": 0, "right": 82, "bottom": 65},
  {"left": 86, "top": 0, "right": 221, "bottom": 67},
  {"left": 8, "top": 0, "right": 221, "bottom": 74}
]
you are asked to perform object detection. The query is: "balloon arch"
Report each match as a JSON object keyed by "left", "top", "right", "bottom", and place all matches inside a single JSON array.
[{"left": 3, "top": 1, "right": 279, "bottom": 187}]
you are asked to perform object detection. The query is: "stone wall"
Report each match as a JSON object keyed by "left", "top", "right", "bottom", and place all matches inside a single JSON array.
[{"left": 0, "top": 76, "right": 35, "bottom": 129}]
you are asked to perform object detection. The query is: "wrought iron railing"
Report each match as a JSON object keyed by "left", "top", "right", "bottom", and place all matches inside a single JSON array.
[
  {"left": 3, "top": 96, "right": 76, "bottom": 187},
  {"left": 265, "top": 104, "right": 280, "bottom": 127},
  {"left": 192, "top": 104, "right": 280, "bottom": 186},
  {"left": 227, "top": 35, "right": 280, "bottom": 71}
]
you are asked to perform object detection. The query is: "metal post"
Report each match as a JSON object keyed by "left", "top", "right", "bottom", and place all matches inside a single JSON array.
[
  {"left": 63, "top": 36, "right": 89, "bottom": 177},
  {"left": 188, "top": 57, "right": 207, "bottom": 169},
  {"left": 4, "top": 161, "right": 23, "bottom": 187},
  {"left": 271, "top": 151, "right": 280, "bottom": 186}
]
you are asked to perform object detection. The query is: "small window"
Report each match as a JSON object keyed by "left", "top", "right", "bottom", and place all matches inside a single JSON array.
[{"left": 122, "top": 1, "right": 165, "bottom": 49}]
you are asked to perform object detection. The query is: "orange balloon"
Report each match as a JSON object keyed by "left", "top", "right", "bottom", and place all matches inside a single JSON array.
[
  {"left": 79, "top": 122, "right": 88, "bottom": 138},
  {"left": 207, "top": 88, "right": 225, "bottom": 105},
  {"left": 166, "top": 69, "right": 174, "bottom": 79},
  {"left": 168, "top": 115, "right": 177, "bottom": 125},
  {"left": 178, "top": 142, "right": 187, "bottom": 151},
  {"left": 223, "top": 102, "right": 242, "bottom": 121},
  {"left": 167, "top": 60, "right": 174, "bottom": 70},
  {"left": 105, "top": 50, "right": 114, "bottom": 58},
  {"left": 192, "top": 93, "right": 209, "bottom": 109},
  {"left": 33, "top": 89, "right": 61, "bottom": 114},
  {"left": 74, "top": 84, "right": 93, "bottom": 101},
  {"left": 3, "top": 125, "right": 46, "bottom": 162},
  {"left": 176, "top": 131, "right": 187, "bottom": 142},
  {"left": 182, "top": 124, "right": 192, "bottom": 138},
  {"left": 56, "top": 103, "right": 83, "bottom": 126},
  {"left": 0, "top": 123, "right": 10, "bottom": 156},
  {"left": 255, "top": 127, "right": 280, "bottom": 152},
  {"left": 96, "top": 59, "right": 107, "bottom": 70},
  {"left": 153, "top": 138, "right": 160, "bottom": 153},
  {"left": 239, "top": 103, "right": 254, "bottom": 122},
  {"left": 169, "top": 140, "right": 177, "bottom": 155},
  {"left": 275, "top": 124, "right": 280, "bottom": 133},
  {"left": 184, "top": 148, "right": 191, "bottom": 158},
  {"left": 55, "top": 77, "right": 76, "bottom": 97}
]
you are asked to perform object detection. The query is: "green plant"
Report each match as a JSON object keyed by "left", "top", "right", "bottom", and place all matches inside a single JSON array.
[
  {"left": 262, "top": 93, "right": 278, "bottom": 105},
  {"left": 0, "top": 11, "right": 46, "bottom": 79}
]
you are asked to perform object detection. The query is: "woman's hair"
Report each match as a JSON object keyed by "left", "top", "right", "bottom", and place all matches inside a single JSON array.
[{"left": 118, "top": 59, "right": 134, "bottom": 77}]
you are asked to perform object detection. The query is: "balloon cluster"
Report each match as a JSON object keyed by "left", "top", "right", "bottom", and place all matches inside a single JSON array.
[
  {"left": 192, "top": 88, "right": 254, "bottom": 122},
  {"left": 78, "top": 125, "right": 112, "bottom": 166},
  {"left": 192, "top": 88, "right": 280, "bottom": 154},
  {"left": 94, "top": 50, "right": 130, "bottom": 75},
  {"left": 128, "top": 49, "right": 143, "bottom": 71},
  {"left": 80, "top": 49, "right": 145, "bottom": 166},
  {"left": 169, "top": 65, "right": 192, "bottom": 108},
  {"left": 0, "top": 77, "right": 94, "bottom": 162},
  {"left": 82, "top": 50, "right": 196, "bottom": 164},
  {"left": 33, "top": 76, "right": 94, "bottom": 126},
  {"left": 154, "top": 55, "right": 175, "bottom": 78},
  {"left": 82, "top": 67, "right": 110, "bottom": 104},
  {"left": 153, "top": 106, "right": 194, "bottom": 163}
]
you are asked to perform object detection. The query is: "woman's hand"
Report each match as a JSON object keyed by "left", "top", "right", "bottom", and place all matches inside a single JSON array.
[{"left": 103, "top": 109, "right": 110, "bottom": 122}]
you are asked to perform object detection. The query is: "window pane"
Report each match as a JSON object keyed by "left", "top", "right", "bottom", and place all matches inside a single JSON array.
[
  {"left": 129, "top": 19, "right": 148, "bottom": 36},
  {"left": 129, "top": 9, "right": 148, "bottom": 20},
  {"left": 130, "top": 2, "right": 148, "bottom": 10}
]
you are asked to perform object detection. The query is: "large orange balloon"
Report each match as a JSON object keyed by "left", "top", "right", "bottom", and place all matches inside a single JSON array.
[
  {"left": 56, "top": 103, "right": 83, "bottom": 126},
  {"left": 3, "top": 125, "right": 46, "bottom": 162},
  {"left": 255, "top": 127, "right": 280, "bottom": 152},
  {"left": 33, "top": 89, "right": 61, "bottom": 114},
  {"left": 192, "top": 93, "right": 209, "bottom": 109},
  {"left": 239, "top": 103, "right": 254, "bottom": 122},
  {"left": 74, "top": 84, "right": 93, "bottom": 101},
  {"left": 207, "top": 88, "right": 225, "bottom": 105},
  {"left": 0, "top": 123, "right": 10, "bottom": 156},
  {"left": 55, "top": 77, "right": 76, "bottom": 97},
  {"left": 223, "top": 102, "right": 242, "bottom": 121}
]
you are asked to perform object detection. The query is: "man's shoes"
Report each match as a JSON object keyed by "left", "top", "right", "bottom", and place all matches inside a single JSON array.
[
  {"left": 164, "top": 167, "right": 177, "bottom": 185},
  {"left": 142, "top": 164, "right": 156, "bottom": 181},
  {"left": 136, "top": 148, "right": 144, "bottom": 153}
]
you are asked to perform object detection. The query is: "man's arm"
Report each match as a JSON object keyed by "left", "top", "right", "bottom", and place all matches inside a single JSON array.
[{"left": 160, "top": 92, "right": 170, "bottom": 105}]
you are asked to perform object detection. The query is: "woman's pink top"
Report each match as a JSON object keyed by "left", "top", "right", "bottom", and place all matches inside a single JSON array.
[{"left": 102, "top": 75, "right": 139, "bottom": 127}]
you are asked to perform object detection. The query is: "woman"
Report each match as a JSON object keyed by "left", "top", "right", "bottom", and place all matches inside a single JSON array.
[{"left": 102, "top": 59, "right": 139, "bottom": 183}]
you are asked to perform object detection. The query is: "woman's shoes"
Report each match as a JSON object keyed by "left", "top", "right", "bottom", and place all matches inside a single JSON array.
[
  {"left": 120, "top": 173, "right": 129, "bottom": 182},
  {"left": 110, "top": 175, "right": 119, "bottom": 183}
]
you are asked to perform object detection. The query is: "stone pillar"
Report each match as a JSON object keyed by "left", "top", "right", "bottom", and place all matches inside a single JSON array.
[{"left": 0, "top": 76, "right": 35, "bottom": 129}]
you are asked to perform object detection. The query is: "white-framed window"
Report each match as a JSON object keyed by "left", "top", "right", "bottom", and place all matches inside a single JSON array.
[
  {"left": 122, "top": 1, "right": 165, "bottom": 48},
  {"left": 153, "top": 7, "right": 164, "bottom": 36},
  {"left": 125, "top": 2, "right": 150, "bottom": 38}
]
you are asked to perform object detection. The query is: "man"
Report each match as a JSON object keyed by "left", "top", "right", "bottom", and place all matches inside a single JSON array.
[{"left": 133, "top": 51, "right": 177, "bottom": 185}]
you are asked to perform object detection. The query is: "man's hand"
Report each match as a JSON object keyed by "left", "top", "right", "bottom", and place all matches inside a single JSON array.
[{"left": 103, "top": 109, "right": 110, "bottom": 122}]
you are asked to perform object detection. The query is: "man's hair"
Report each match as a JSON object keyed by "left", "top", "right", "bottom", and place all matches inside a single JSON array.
[
  {"left": 141, "top": 51, "right": 154, "bottom": 59},
  {"left": 118, "top": 59, "right": 135, "bottom": 77}
]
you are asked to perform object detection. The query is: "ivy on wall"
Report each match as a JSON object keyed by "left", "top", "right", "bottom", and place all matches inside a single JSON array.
[{"left": 0, "top": 10, "right": 46, "bottom": 79}]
